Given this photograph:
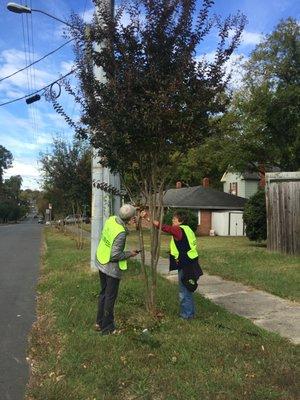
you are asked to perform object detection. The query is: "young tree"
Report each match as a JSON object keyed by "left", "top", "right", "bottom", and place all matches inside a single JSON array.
[{"left": 68, "top": 0, "right": 246, "bottom": 311}]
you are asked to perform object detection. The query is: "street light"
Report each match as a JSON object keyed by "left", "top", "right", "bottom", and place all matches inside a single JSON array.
[
  {"left": 7, "top": 2, "right": 30, "bottom": 13},
  {"left": 7, "top": 2, "right": 73, "bottom": 27}
]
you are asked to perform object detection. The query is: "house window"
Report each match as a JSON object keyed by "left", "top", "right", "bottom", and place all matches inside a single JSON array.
[
  {"left": 198, "top": 211, "right": 201, "bottom": 225},
  {"left": 230, "top": 182, "right": 238, "bottom": 196}
]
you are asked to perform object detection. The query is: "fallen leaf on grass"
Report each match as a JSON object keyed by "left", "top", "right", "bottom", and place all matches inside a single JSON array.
[
  {"left": 120, "top": 356, "right": 127, "bottom": 365},
  {"left": 56, "top": 375, "right": 65, "bottom": 382}
]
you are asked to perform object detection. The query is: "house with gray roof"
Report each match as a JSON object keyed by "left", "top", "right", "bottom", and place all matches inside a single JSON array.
[{"left": 163, "top": 181, "right": 247, "bottom": 236}]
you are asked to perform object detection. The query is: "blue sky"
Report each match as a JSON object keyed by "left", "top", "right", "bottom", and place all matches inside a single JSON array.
[{"left": 0, "top": 0, "right": 298, "bottom": 189}]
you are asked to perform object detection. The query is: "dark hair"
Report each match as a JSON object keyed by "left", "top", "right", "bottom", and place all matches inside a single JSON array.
[{"left": 173, "top": 210, "right": 188, "bottom": 224}]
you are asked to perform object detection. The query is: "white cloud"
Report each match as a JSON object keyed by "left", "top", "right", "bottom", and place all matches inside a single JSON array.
[
  {"left": 0, "top": 48, "right": 57, "bottom": 101},
  {"left": 60, "top": 60, "right": 75, "bottom": 74},
  {"left": 82, "top": 7, "right": 94, "bottom": 23},
  {"left": 3, "top": 159, "right": 42, "bottom": 190},
  {"left": 1, "top": 137, "right": 38, "bottom": 151},
  {"left": 195, "top": 51, "right": 248, "bottom": 89},
  {"left": 225, "top": 54, "right": 248, "bottom": 89},
  {"left": 241, "top": 31, "right": 263, "bottom": 46},
  {"left": 5, "top": 160, "right": 40, "bottom": 178}
]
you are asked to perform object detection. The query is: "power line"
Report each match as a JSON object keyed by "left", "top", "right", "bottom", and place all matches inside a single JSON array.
[
  {"left": 0, "top": 39, "right": 74, "bottom": 83},
  {"left": 0, "top": 69, "right": 77, "bottom": 107},
  {"left": 28, "top": 0, "right": 39, "bottom": 144}
]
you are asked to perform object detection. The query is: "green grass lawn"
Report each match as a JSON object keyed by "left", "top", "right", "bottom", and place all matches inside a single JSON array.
[
  {"left": 126, "top": 230, "right": 300, "bottom": 302},
  {"left": 26, "top": 230, "right": 299, "bottom": 400}
]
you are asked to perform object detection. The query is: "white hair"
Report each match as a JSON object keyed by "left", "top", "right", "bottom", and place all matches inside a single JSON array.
[{"left": 118, "top": 204, "right": 136, "bottom": 221}]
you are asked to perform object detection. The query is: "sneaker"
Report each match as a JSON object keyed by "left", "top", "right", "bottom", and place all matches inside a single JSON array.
[{"left": 94, "top": 324, "right": 101, "bottom": 332}]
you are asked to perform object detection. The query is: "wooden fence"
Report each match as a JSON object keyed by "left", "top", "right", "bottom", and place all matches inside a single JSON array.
[{"left": 265, "top": 172, "right": 300, "bottom": 255}]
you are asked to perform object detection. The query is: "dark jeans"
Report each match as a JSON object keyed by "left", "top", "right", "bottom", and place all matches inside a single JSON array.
[
  {"left": 178, "top": 269, "right": 195, "bottom": 319},
  {"left": 96, "top": 271, "right": 120, "bottom": 333}
]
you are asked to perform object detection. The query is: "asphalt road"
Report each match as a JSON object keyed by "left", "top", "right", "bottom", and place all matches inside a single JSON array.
[{"left": 0, "top": 218, "right": 42, "bottom": 400}]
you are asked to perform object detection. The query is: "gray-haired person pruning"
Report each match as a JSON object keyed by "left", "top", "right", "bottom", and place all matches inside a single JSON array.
[{"left": 95, "top": 204, "right": 140, "bottom": 335}]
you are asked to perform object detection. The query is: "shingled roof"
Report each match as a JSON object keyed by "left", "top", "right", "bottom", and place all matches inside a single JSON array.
[{"left": 163, "top": 186, "right": 247, "bottom": 210}]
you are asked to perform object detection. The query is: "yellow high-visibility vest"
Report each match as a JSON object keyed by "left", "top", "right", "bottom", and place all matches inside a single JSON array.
[
  {"left": 96, "top": 216, "right": 127, "bottom": 270},
  {"left": 170, "top": 225, "right": 198, "bottom": 261}
]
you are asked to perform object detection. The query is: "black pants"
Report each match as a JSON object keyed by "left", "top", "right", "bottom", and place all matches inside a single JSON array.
[{"left": 96, "top": 271, "right": 120, "bottom": 333}]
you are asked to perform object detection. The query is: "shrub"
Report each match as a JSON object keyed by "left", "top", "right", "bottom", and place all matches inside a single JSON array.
[{"left": 243, "top": 189, "right": 267, "bottom": 242}]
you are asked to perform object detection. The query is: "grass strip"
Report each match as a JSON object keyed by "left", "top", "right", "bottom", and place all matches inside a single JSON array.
[
  {"left": 126, "top": 231, "right": 300, "bottom": 301},
  {"left": 26, "top": 230, "right": 299, "bottom": 400}
]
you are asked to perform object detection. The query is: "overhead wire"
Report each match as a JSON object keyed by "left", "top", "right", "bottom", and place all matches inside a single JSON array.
[
  {"left": 29, "top": 0, "right": 40, "bottom": 184},
  {"left": 62, "top": 0, "right": 89, "bottom": 142},
  {"left": 0, "top": 40, "right": 74, "bottom": 83},
  {"left": 26, "top": 0, "right": 38, "bottom": 142},
  {"left": 0, "top": 69, "right": 77, "bottom": 107},
  {"left": 20, "top": 0, "right": 35, "bottom": 142}
]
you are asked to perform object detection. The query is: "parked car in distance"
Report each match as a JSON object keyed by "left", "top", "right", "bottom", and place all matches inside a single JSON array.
[{"left": 38, "top": 217, "right": 44, "bottom": 224}]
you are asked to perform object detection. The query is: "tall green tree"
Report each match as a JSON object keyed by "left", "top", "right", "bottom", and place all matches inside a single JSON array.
[
  {"left": 3, "top": 175, "right": 22, "bottom": 200},
  {"left": 40, "top": 139, "right": 91, "bottom": 217},
  {"left": 0, "top": 145, "right": 13, "bottom": 185},
  {"left": 68, "top": 0, "right": 246, "bottom": 311},
  {"left": 0, "top": 175, "right": 28, "bottom": 222},
  {"left": 203, "top": 18, "right": 300, "bottom": 174}
]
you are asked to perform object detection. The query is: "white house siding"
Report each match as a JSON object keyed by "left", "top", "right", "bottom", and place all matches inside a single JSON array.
[
  {"left": 244, "top": 180, "right": 259, "bottom": 199},
  {"left": 222, "top": 172, "right": 245, "bottom": 197},
  {"left": 238, "top": 180, "right": 246, "bottom": 198}
]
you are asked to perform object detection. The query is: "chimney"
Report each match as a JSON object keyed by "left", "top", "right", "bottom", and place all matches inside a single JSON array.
[
  {"left": 176, "top": 181, "right": 182, "bottom": 189},
  {"left": 202, "top": 177, "right": 209, "bottom": 188},
  {"left": 258, "top": 164, "right": 266, "bottom": 189}
]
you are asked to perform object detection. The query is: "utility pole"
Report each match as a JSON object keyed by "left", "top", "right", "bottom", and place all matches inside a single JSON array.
[{"left": 90, "top": 0, "right": 120, "bottom": 270}]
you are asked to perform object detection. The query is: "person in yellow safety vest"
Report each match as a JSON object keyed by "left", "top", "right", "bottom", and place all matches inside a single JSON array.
[
  {"left": 95, "top": 204, "right": 140, "bottom": 335},
  {"left": 153, "top": 210, "right": 202, "bottom": 320}
]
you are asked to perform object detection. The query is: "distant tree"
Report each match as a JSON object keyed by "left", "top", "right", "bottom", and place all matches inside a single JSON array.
[
  {"left": 68, "top": 0, "right": 246, "bottom": 311},
  {"left": 36, "top": 192, "right": 50, "bottom": 218},
  {"left": 0, "top": 175, "right": 27, "bottom": 223},
  {"left": 0, "top": 145, "right": 13, "bottom": 185},
  {"left": 243, "top": 189, "right": 267, "bottom": 242},
  {"left": 3, "top": 175, "right": 22, "bottom": 200},
  {"left": 202, "top": 18, "right": 300, "bottom": 174},
  {"left": 168, "top": 145, "right": 224, "bottom": 189},
  {"left": 40, "top": 139, "right": 91, "bottom": 216}
]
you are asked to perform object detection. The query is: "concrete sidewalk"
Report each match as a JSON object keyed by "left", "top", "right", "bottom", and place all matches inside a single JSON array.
[
  {"left": 65, "top": 225, "right": 300, "bottom": 345},
  {"left": 142, "top": 252, "right": 300, "bottom": 345}
]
